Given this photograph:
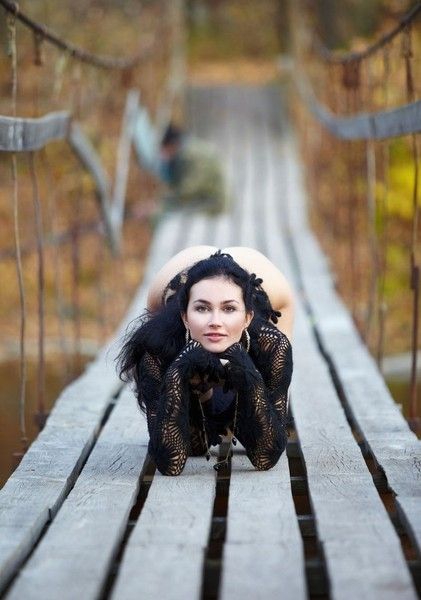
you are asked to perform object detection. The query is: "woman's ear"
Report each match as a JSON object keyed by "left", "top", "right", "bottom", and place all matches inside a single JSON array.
[
  {"left": 181, "top": 312, "right": 188, "bottom": 328},
  {"left": 245, "top": 310, "right": 254, "bottom": 328}
]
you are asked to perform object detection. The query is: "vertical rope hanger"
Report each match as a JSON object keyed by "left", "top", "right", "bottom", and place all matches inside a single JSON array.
[
  {"left": 28, "top": 152, "right": 47, "bottom": 429},
  {"left": 39, "top": 149, "right": 71, "bottom": 384},
  {"left": 31, "top": 30, "right": 44, "bottom": 116},
  {"left": 376, "top": 46, "right": 391, "bottom": 369},
  {"left": 402, "top": 25, "right": 420, "bottom": 427},
  {"left": 342, "top": 60, "right": 361, "bottom": 322},
  {"left": 7, "top": 11, "right": 29, "bottom": 454},
  {"left": 70, "top": 193, "right": 82, "bottom": 372},
  {"left": 69, "top": 59, "right": 83, "bottom": 372},
  {"left": 365, "top": 137, "right": 377, "bottom": 345},
  {"left": 30, "top": 27, "right": 47, "bottom": 427},
  {"left": 330, "top": 65, "right": 340, "bottom": 249},
  {"left": 364, "top": 57, "right": 380, "bottom": 348}
]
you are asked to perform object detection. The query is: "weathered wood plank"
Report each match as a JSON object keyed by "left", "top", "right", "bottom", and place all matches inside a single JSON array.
[
  {"left": 220, "top": 452, "right": 306, "bottom": 600},
  {"left": 283, "top": 136, "right": 421, "bottom": 559},
  {"left": 216, "top": 89, "right": 306, "bottom": 599},
  {"left": 110, "top": 458, "right": 216, "bottom": 600},
  {"left": 5, "top": 390, "right": 148, "bottom": 600},
  {"left": 0, "top": 111, "right": 70, "bottom": 151},
  {"left": 292, "top": 301, "right": 417, "bottom": 600}
]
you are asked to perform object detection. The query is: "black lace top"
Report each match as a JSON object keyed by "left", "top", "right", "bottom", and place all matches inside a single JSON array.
[{"left": 136, "top": 319, "right": 293, "bottom": 476}]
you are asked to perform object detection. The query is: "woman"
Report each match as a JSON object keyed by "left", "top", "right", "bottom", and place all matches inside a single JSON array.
[{"left": 118, "top": 248, "right": 294, "bottom": 476}]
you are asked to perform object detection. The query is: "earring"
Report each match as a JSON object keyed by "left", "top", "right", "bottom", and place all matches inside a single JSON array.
[
  {"left": 243, "top": 328, "right": 250, "bottom": 353},
  {"left": 185, "top": 327, "right": 190, "bottom": 345}
]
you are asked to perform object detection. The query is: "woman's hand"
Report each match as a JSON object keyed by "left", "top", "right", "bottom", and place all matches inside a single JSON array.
[
  {"left": 173, "top": 340, "right": 225, "bottom": 383},
  {"left": 220, "top": 342, "right": 262, "bottom": 391}
]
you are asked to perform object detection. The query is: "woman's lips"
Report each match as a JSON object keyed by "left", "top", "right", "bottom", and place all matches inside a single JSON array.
[{"left": 204, "top": 333, "right": 226, "bottom": 341}]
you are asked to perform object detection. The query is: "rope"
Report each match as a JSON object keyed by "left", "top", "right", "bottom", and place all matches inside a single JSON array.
[
  {"left": 8, "top": 11, "right": 28, "bottom": 450},
  {"left": 365, "top": 139, "right": 379, "bottom": 343},
  {"left": 0, "top": 0, "right": 157, "bottom": 70},
  {"left": 70, "top": 195, "right": 82, "bottom": 371},
  {"left": 28, "top": 152, "right": 47, "bottom": 427},
  {"left": 376, "top": 48, "right": 392, "bottom": 369},
  {"left": 11, "top": 155, "right": 28, "bottom": 450},
  {"left": 313, "top": 1, "right": 421, "bottom": 64},
  {"left": 39, "top": 149, "right": 71, "bottom": 385}
]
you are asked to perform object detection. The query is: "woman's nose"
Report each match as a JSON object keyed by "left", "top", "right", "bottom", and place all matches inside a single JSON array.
[{"left": 208, "top": 310, "right": 222, "bottom": 327}]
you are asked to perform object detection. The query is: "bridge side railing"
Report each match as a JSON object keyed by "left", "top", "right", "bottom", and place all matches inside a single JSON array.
[
  {"left": 286, "top": 0, "right": 421, "bottom": 430},
  {"left": 0, "top": 0, "right": 185, "bottom": 483}
]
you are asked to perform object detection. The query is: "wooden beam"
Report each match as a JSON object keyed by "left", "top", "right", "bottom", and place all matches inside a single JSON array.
[
  {"left": 111, "top": 90, "right": 139, "bottom": 246},
  {"left": 0, "top": 112, "right": 70, "bottom": 151},
  {"left": 293, "top": 70, "right": 421, "bottom": 140},
  {"left": 67, "top": 122, "right": 118, "bottom": 253}
]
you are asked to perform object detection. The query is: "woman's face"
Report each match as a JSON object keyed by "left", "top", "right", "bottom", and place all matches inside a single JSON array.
[{"left": 183, "top": 276, "right": 253, "bottom": 353}]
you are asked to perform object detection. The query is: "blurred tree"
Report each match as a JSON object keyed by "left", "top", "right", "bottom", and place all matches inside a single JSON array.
[
  {"left": 311, "top": 0, "right": 413, "bottom": 50},
  {"left": 187, "top": 0, "right": 283, "bottom": 60}
]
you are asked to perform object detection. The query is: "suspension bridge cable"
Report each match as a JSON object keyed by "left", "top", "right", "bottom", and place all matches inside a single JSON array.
[{"left": 0, "top": 0, "right": 157, "bottom": 70}]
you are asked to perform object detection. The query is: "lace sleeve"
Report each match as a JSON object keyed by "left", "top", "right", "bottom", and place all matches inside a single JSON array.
[
  {"left": 252, "top": 324, "right": 293, "bottom": 427},
  {"left": 148, "top": 358, "right": 191, "bottom": 476},
  {"left": 222, "top": 332, "right": 293, "bottom": 471},
  {"left": 137, "top": 352, "right": 163, "bottom": 436}
]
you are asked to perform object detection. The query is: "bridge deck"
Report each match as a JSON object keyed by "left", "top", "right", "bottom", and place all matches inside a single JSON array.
[{"left": 0, "top": 85, "right": 420, "bottom": 600}]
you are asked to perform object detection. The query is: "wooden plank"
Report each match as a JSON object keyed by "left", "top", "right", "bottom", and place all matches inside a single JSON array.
[
  {"left": 0, "top": 111, "right": 70, "bottom": 151},
  {"left": 188, "top": 87, "right": 233, "bottom": 247},
  {"left": 283, "top": 136, "right": 421, "bottom": 559},
  {"left": 5, "top": 389, "right": 148, "bottom": 600},
  {"left": 182, "top": 211, "right": 215, "bottom": 247},
  {"left": 110, "top": 458, "right": 216, "bottom": 600},
  {"left": 291, "top": 302, "right": 417, "bottom": 600},
  {"left": 220, "top": 452, "right": 306, "bottom": 600},
  {"left": 0, "top": 359, "right": 120, "bottom": 593},
  {"left": 106, "top": 183, "right": 222, "bottom": 600}
]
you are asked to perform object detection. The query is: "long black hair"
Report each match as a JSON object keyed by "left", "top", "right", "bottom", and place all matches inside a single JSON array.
[{"left": 117, "top": 251, "right": 280, "bottom": 386}]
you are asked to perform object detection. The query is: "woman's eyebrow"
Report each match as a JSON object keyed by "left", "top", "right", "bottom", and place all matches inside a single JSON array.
[{"left": 193, "top": 299, "right": 240, "bottom": 305}]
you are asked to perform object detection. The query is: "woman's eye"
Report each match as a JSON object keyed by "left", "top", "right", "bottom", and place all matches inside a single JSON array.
[
  {"left": 224, "top": 306, "right": 236, "bottom": 312},
  {"left": 195, "top": 305, "right": 209, "bottom": 312}
]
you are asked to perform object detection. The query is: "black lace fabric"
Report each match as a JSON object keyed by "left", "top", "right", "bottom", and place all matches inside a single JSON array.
[{"left": 137, "top": 323, "right": 293, "bottom": 475}]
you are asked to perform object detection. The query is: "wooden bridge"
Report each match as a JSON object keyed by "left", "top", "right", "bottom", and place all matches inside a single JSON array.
[
  {"left": 1, "top": 83, "right": 420, "bottom": 600},
  {"left": 1, "top": 1, "right": 421, "bottom": 598}
]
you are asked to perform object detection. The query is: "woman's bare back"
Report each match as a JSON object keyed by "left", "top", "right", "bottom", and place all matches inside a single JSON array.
[{"left": 146, "top": 245, "right": 295, "bottom": 340}]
